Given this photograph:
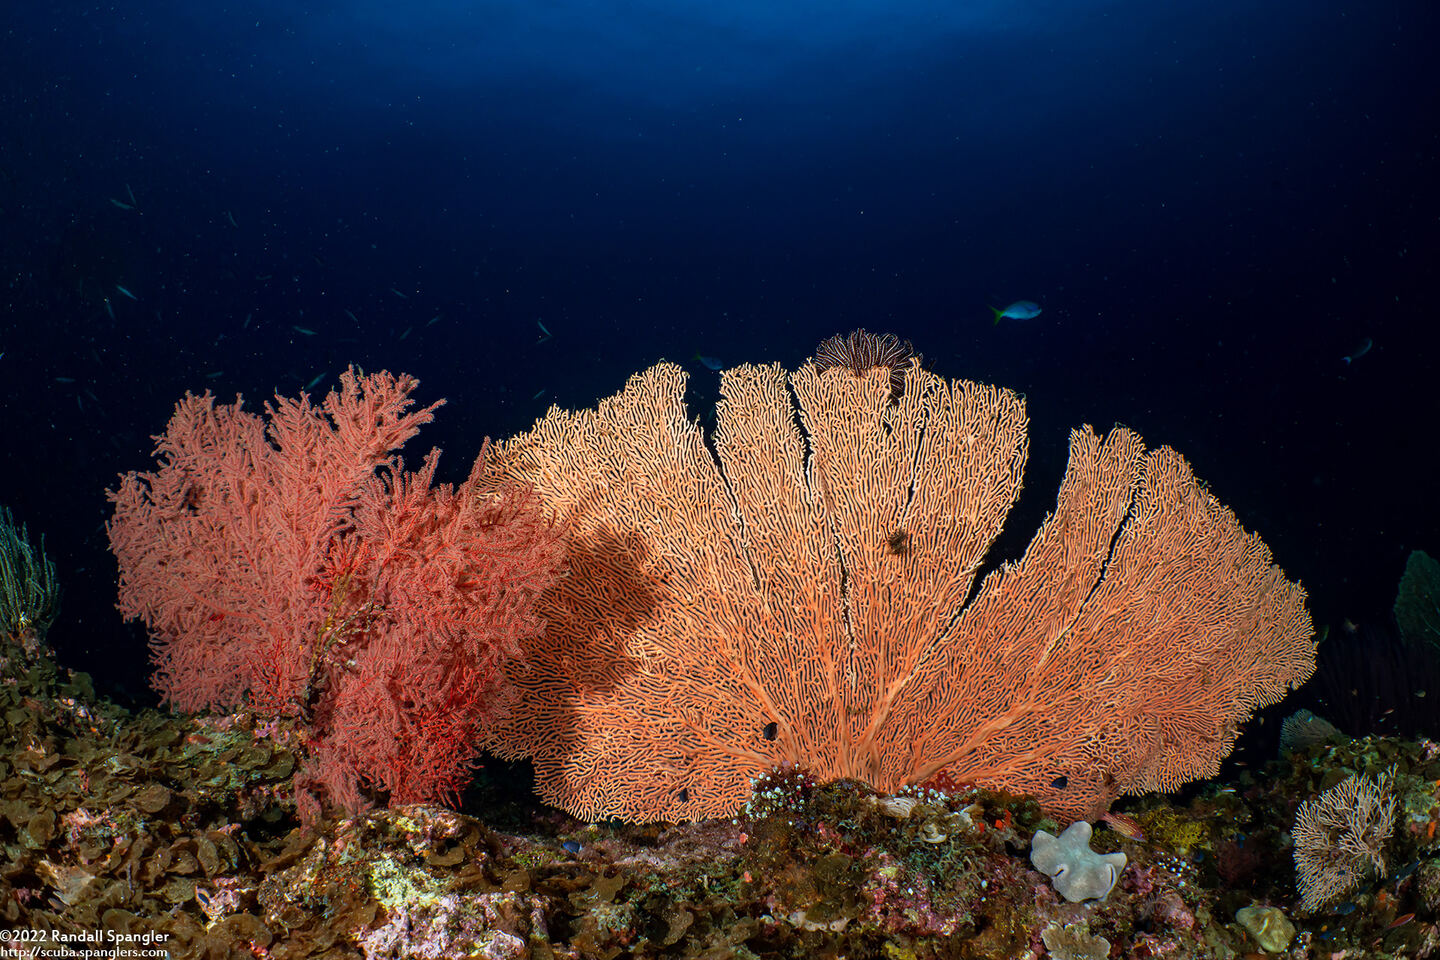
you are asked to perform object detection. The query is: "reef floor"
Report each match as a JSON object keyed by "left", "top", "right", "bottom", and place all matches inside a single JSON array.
[{"left": 3, "top": 639, "right": 1439, "bottom": 959}]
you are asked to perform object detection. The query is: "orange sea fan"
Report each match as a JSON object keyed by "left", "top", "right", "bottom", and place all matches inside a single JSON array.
[{"left": 478, "top": 360, "right": 1314, "bottom": 822}]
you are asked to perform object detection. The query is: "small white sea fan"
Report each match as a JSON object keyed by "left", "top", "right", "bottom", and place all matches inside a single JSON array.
[{"left": 1292, "top": 768, "right": 1396, "bottom": 912}]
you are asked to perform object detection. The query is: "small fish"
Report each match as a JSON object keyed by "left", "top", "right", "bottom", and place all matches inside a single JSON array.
[
  {"left": 1099, "top": 810, "right": 1146, "bottom": 842},
  {"left": 399, "top": 326, "right": 412, "bottom": 341},
  {"left": 108, "top": 197, "right": 134, "bottom": 210},
  {"left": 1388, "top": 912, "right": 1415, "bottom": 929},
  {"left": 536, "top": 320, "right": 552, "bottom": 343},
  {"left": 103, "top": 299, "right": 115, "bottom": 320},
  {"left": 55, "top": 376, "right": 76, "bottom": 383},
  {"left": 306, "top": 372, "right": 327, "bottom": 389},
  {"left": 344, "top": 309, "right": 359, "bottom": 324},
  {"left": 205, "top": 371, "right": 224, "bottom": 379},
  {"left": 293, "top": 325, "right": 317, "bottom": 336},
  {"left": 1342, "top": 337, "right": 1372, "bottom": 365},
  {"left": 426, "top": 315, "right": 441, "bottom": 327},
  {"left": 561, "top": 840, "right": 582, "bottom": 854},
  {"left": 532, "top": 389, "right": 547, "bottom": 400},
  {"left": 224, "top": 210, "right": 239, "bottom": 228},
  {"left": 389, "top": 287, "right": 409, "bottom": 299},
  {"left": 243, "top": 313, "right": 253, "bottom": 329},
  {"left": 989, "top": 300, "right": 1042, "bottom": 325},
  {"left": 115, "top": 284, "right": 138, "bottom": 300},
  {"left": 693, "top": 353, "right": 723, "bottom": 371},
  {"left": 1332, "top": 900, "right": 1358, "bottom": 916},
  {"left": 126, "top": 183, "right": 137, "bottom": 206}
]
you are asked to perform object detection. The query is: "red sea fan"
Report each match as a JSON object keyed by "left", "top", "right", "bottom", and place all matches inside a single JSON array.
[
  {"left": 106, "top": 368, "right": 441, "bottom": 715},
  {"left": 309, "top": 447, "right": 566, "bottom": 808},
  {"left": 108, "top": 370, "right": 566, "bottom": 816}
]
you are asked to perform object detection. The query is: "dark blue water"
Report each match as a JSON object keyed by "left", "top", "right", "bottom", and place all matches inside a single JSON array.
[{"left": 3, "top": 1, "right": 1437, "bottom": 717}]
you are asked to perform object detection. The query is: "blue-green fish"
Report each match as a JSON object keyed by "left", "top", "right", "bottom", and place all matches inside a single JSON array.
[
  {"left": 990, "top": 300, "right": 1042, "bottom": 325},
  {"left": 694, "top": 353, "right": 723, "bottom": 371}
]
